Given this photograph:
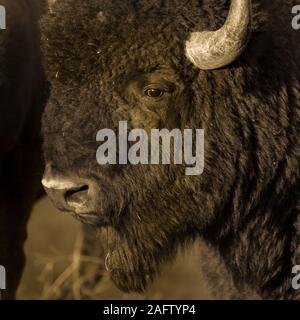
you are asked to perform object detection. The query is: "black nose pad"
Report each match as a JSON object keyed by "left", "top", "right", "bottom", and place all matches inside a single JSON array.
[
  {"left": 42, "top": 165, "right": 100, "bottom": 214},
  {"left": 43, "top": 183, "right": 91, "bottom": 213},
  {"left": 64, "top": 184, "right": 89, "bottom": 207}
]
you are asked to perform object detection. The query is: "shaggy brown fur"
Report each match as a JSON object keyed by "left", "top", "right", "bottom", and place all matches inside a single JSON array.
[
  {"left": 0, "top": 0, "right": 48, "bottom": 299},
  {"left": 41, "top": 0, "right": 300, "bottom": 299}
]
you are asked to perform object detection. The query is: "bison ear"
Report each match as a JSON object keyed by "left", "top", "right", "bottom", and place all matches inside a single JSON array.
[{"left": 186, "top": 0, "right": 252, "bottom": 70}]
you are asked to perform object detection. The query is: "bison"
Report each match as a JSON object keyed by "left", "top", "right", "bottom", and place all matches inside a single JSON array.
[
  {"left": 40, "top": 0, "right": 300, "bottom": 299},
  {"left": 0, "top": 0, "right": 48, "bottom": 299}
]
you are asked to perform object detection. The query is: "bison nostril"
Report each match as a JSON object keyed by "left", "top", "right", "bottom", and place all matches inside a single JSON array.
[{"left": 64, "top": 185, "right": 89, "bottom": 207}]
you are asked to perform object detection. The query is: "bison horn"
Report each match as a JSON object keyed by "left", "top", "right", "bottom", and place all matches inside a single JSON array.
[{"left": 186, "top": 0, "right": 252, "bottom": 70}]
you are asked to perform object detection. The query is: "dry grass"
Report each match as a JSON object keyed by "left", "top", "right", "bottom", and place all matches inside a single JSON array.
[{"left": 37, "top": 236, "right": 101, "bottom": 299}]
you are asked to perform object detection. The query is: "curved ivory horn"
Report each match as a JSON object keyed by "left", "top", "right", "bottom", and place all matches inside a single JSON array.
[{"left": 186, "top": 0, "right": 252, "bottom": 70}]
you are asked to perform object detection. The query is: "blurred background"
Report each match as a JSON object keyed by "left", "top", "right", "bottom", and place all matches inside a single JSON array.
[{"left": 17, "top": 198, "right": 213, "bottom": 300}]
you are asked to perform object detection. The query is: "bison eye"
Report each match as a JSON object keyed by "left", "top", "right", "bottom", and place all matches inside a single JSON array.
[{"left": 144, "top": 88, "right": 164, "bottom": 98}]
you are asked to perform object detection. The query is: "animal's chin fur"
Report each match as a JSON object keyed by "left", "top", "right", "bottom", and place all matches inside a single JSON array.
[{"left": 96, "top": 224, "right": 180, "bottom": 293}]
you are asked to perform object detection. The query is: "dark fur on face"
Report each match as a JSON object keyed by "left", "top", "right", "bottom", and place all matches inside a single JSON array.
[{"left": 41, "top": 0, "right": 300, "bottom": 298}]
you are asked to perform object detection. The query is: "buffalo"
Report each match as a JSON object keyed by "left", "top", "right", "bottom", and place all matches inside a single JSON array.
[
  {"left": 40, "top": 0, "right": 300, "bottom": 299},
  {"left": 0, "top": 0, "right": 47, "bottom": 299}
]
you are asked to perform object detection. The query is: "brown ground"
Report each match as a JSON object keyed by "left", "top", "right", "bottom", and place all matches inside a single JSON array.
[{"left": 17, "top": 198, "right": 213, "bottom": 300}]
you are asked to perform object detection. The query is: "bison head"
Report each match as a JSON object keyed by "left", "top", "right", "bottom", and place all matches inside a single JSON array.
[{"left": 40, "top": 0, "right": 300, "bottom": 298}]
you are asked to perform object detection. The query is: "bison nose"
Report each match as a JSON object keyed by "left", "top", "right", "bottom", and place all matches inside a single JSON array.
[{"left": 41, "top": 175, "right": 98, "bottom": 214}]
